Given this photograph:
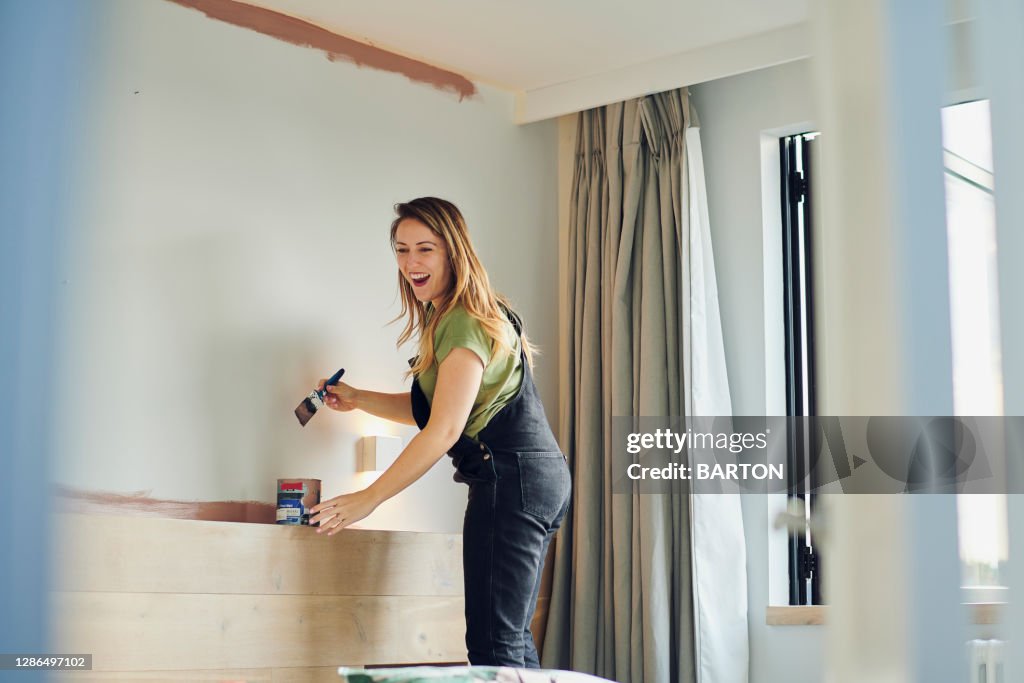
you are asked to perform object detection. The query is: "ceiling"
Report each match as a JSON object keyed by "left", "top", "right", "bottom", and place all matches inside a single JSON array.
[{"left": 235, "top": 0, "right": 808, "bottom": 92}]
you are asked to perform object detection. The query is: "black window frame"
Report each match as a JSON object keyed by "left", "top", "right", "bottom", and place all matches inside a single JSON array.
[{"left": 780, "top": 132, "right": 823, "bottom": 606}]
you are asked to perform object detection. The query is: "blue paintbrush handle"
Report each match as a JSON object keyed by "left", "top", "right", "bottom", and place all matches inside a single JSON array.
[{"left": 318, "top": 368, "right": 345, "bottom": 398}]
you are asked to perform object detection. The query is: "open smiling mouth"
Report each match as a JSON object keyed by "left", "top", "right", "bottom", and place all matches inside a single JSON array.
[{"left": 410, "top": 273, "right": 430, "bottom": 288}]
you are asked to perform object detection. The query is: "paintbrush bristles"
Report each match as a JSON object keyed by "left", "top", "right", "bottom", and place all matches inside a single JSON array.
[
  {"left": 295, "top": 372, "right": 339, "bottom": 427},
  {"left": 294, "top": 395, "right": 319, "bottom": 426}
]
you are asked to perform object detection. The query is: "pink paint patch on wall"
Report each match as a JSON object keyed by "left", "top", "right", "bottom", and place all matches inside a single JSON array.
[
  {"left": 56, "top": 486, "right": 277, "bottom": 524},
  {"left": 165, "top": 0, "right": 478, "bottom": 100}
]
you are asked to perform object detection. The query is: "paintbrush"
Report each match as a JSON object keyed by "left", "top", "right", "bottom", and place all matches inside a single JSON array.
[{"left": 294, "top": 368, "right": 345, "bottom": 427}]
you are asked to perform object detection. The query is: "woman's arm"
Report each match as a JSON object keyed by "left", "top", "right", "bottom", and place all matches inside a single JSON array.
[
  {"left": 355, "top": 388, "right": 417, "bottom": 426},
  {"left": 321, "top": 381, "right": 415, "bottom": 426},
  {"left": 311, "top": 347, "right": 484, "bottom": 534}
]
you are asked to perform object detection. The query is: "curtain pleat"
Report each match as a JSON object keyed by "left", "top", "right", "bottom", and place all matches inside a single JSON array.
[{"left": 543, "top": 89, "right": 704, "bottom": 683}]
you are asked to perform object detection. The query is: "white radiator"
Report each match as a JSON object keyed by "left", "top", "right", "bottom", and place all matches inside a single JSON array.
[{"left": 967, "top": 639, "right": 1004, "bottom": 683}]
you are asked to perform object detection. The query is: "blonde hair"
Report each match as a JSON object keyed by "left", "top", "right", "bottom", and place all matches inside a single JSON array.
[{"left": 390, "top": 197, "right": 535, "bottom": 377}]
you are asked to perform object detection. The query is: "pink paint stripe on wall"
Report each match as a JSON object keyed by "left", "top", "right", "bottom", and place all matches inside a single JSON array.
[
  {"left": 56, "top": 486, "right": 277, "bottom": 524},
  {"left": 165, "top": 0, "right": 478, "bottom": 100}
]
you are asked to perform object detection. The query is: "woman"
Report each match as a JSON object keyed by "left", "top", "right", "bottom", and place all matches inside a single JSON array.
[{"left": 309, "top": 197, "right": 571, "bottom": 668}]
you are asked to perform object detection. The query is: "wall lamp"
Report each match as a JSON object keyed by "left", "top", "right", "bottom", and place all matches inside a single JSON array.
[{"left": 358, "top": 435, "right": 403, "bottom": 472}]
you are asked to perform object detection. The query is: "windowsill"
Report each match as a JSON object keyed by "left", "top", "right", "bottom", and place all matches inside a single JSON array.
[
  {"left": 766, "top": 603, "right": 1004, "bottom": 626},
  {"left": 765, "top": 606, "right": 825, "bottom": 626}
]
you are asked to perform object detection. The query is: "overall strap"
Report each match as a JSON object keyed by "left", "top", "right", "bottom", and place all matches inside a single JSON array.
[{"left": 499, "top": 302, "right": 524, "bottom": 338}]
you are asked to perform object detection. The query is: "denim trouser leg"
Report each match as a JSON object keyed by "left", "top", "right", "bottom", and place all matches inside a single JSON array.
[
  {"left": 520, "top": 528, "right": 557, "bottom": 668},
  {"left": 461, "top": 451, "right": 570, "bottom": 667}
]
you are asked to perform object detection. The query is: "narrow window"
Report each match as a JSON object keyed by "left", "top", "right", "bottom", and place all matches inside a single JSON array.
[
  {"left": 942, "top": 99, "right": 1007, "bottom": 602},
  {"left": 780, "top": 132, "right": 822, "bottom": 605}
]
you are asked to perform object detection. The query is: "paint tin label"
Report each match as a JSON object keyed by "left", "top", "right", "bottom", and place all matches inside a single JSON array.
[{"left": 275, "top": 478, "right": 321, "bottom": 525}]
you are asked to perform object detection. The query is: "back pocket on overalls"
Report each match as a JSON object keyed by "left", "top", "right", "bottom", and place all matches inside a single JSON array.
[{"left": 517, "top": 451, "right": 569, "bottom": 520}]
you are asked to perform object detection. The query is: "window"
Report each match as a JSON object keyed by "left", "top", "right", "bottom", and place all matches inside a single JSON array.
[
  {"left": 778, "top": 103, "right": 1007, "bottom": 607},
  {"left": 780, "top": 132, "right": 822, "bottom": 605},
  {"left": 943, "top": 99, "right": 1008, "bottom": 599}
]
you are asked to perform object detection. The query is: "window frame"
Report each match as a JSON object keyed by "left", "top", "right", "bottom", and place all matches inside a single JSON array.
[{"left": 780, "top": 132, "right": 823, "bottom": 606}]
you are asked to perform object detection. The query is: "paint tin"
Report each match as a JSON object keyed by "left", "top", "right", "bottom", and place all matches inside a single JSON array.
[{"left": 276, "top": 478, "right": 321, "bottom": 525}]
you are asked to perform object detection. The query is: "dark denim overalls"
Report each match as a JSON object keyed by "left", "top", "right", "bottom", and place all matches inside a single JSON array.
[{"left": 410, "top": 309, "right": 571, "bottom": 667}]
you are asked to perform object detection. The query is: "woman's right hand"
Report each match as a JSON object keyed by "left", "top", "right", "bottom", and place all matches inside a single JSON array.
[{"left": 318, "top": 379, "right": 360, "bottom": 412}]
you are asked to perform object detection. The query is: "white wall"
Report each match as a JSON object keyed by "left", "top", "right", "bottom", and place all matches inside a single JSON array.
[
  {"left": 56, "top": 0, "right": 558, "bottom": 533},
  {"left": 690, "top": 60, "right": 825, "bottom": 683}
]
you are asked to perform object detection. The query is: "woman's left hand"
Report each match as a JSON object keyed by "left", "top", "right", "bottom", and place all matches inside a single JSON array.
[{"left": 310, "top": 489, "right": 379, "bottom": 535}]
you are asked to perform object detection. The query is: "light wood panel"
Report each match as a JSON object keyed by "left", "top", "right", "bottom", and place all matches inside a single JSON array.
[
  {"left": 54, "top": 513, "right": 462, "bottom": 596},
  {"left": 531, "top": 596, "right": 550, "bottom": 654},
  {"left": 53, "top": 592, "right": 465, "bottom": 671},
  {"left": 765, "top": 605, "right": 825, "bottom": 626},
  {"left": 52, "top": 512, "right": 558, "bottom": 674},
  {"left": 766, "top": 604, "right": 1004, "bottom": 626},
  {"left": 57, "top": 666, "right": 339, "bottom": 682}
]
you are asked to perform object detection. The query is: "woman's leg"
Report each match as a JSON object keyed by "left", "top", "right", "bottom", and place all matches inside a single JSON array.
[
  {"left": 461, "top": 451, "right": 570, "bottom": 667},
  {"left": 520, "top": 529, "right": 555, "bottom": 668},
  {"left": 462, "top": 472, "right": 548, "bottom": 666},
  {"left": 522, "top": 480, "right": 571, "bottom": 668},
  {"left": 462, "top": 476, "right": 499, "bottom": 665}
]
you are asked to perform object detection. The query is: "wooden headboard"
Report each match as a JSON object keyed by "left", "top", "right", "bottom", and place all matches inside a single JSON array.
[{"left": 51, "top": 513, "right": 553, "bottom": 681}]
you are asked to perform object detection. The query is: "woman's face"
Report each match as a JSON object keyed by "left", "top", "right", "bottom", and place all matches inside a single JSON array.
[{"left": 394, "top": 218, "right": 453, "bottom": 307}]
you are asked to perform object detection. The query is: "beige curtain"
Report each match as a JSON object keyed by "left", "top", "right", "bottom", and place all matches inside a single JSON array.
[{"left": 542, "top": 89, "right": 695, "bottom": 683}]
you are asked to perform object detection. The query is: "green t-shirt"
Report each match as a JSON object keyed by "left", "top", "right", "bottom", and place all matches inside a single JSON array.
[{"left": 416, "top": 305, "right": 523, "bottom": 439}]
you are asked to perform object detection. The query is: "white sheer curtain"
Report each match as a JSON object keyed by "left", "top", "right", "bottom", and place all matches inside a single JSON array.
[{"left": 685, "top": 123, "right": 749, "bottom": 683}]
